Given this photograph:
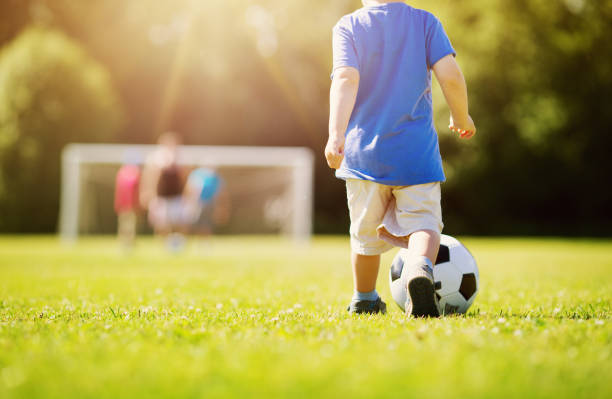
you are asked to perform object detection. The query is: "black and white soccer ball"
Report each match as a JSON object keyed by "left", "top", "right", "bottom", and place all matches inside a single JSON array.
[{"left": 389, "top": 234, "right": 479, "bottom": 315}]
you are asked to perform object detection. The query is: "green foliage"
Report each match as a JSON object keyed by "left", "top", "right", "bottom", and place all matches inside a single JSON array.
[
  {"left": 418, "top": 0, "right": 612, "bottom": 234},
  {"left": 0, "top": 0, "right": 33, "bottom": 45},
  {"left": 0, "top": 236, "right": 611, "bottom": 398},
  {"left": 0, "top": 1, "right": 611, "bottom": 234},
  {"left": 0, "top": 27, "right": 123, "bottom": 231}
]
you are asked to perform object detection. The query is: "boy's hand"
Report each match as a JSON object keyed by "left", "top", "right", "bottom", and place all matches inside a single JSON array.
[
  {"left": 325, "top": 135, "right": 345, "bottom": 169},
  {"left": 449, "top": 115, "right": 476, "bottom": 139}
]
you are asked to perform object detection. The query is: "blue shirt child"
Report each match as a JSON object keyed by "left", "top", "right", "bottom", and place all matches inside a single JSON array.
[
  {"left": 332, "top": 2, "right": 455, "bottom": 186},
  {"left": 187, "top": 168, "right": 221, "bottom": 203}
]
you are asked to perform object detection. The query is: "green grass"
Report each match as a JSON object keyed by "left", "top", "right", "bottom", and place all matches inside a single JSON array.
[{"left": 0, "top": 236, "right": 610, "bottom": 399}]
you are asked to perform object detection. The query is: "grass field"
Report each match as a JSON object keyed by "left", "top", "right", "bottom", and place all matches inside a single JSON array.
[{"left": 0, "top": 236, "right": 610, "bottom": 399}]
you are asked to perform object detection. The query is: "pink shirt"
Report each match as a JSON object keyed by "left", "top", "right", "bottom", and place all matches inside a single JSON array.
[{"left": 114, "top": 165, "right": 141, "bottom": 213}]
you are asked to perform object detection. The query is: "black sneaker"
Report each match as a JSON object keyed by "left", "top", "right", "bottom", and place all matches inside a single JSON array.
[
  {"left": 347, "top": 297, "right": 387, "bottom": 314},
  {"left": 405, "top": 264, "right": 440, "bottom": 318}
]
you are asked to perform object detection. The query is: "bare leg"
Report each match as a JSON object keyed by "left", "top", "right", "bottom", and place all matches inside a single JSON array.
[
  {"left": 352, "top": 252, "right": 380, "bottom": 293},
  {"left": 407, "top": 229, "right": 440, "bottom": 265},
  {"left": 402, "top": 229, "right": 441, "bottom": 317},
  {"left": 118, "top": 211, "right": 137, "bottom": 248}
]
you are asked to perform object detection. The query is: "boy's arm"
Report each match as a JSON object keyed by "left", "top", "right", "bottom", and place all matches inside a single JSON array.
[
  {"left": 326, "top": 66, "right": 360, "bottom": 169},
  {"left": 139, "top": 161, "right": 159, "bottom": 210},
  {"left": 432, "top": 54, "right": 476, "bottom": 139}
]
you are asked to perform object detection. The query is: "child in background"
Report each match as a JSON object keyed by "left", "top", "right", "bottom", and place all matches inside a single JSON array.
[
  {"left": 326, "top": 0, "right": 476, "bottom": 316},
  {"left": 114, "top": 161, "right": 141, "bottom": 248},
  {"left": 183, "top": 167, "right": 231, "bottom": 236},
  {"left": 140, "top": 132, "right": 189, "bottom": 251}
]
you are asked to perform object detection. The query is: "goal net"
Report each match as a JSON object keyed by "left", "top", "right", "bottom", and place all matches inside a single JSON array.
[{"left": 59, "top": 144, "right": 314, "bottom": 242}]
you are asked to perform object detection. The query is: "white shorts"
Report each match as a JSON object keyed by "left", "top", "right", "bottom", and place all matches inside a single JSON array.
[
  {"left": 184, "top": 199, "right": 215, "bottom": 227},
  {"left": 148, "top": 196, "right": 187, "bottom": 230},
  {"left": 346, "top": 179, "right": 443, "bottom": 255}
]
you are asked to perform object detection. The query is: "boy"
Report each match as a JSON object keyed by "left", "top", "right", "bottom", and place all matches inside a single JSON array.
[
  {"left": 140, "top": 132, "right": 189, "bottom": 250},
  {"left": 114, "top": 160, "right": 141, "bottom": 248},
  {"left": 326, "top": 0, "right": 476, "bottom": 316},
  {"left": 183, "top": 167, "right": 231, "bottom": 236}
]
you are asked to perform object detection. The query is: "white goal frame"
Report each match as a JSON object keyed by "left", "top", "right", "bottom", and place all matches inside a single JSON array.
[{"left": 59, "top": 144, "right": 314, "bottom": 242}]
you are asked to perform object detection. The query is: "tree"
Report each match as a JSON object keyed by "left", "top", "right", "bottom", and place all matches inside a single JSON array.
[
  {"left": 1, "top": 0, "right": 611, "bottom": 235},
  {"left": 0, "top": 27, "right": 123, "bottom": 232},
  {"left": 429, "top": 0, "right": 612, "bottom": 234}
]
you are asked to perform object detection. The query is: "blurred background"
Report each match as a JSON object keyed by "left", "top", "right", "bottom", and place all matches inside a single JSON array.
[{"left": 0, "top": 0, "right": 610, "bottom": 236}]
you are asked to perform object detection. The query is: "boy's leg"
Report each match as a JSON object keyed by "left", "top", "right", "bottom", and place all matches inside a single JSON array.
[
  {"left": 407, "top": 229, "right": 440, "bottom": 265},
  {"left": 117, "top": 212, "right": 130, "bottom": 247},
  {"left": 352, "top": 253, "right": 380, "bottom": 293},
  {"left": 348, "top": 252, "right": 386, "bottom": 314},
  {"left": 119, "top": 211, "right": 137, "bottom": 247},
  {"left": 378, "top": 183, "right": 443, "bottom": 317},
  {"left": 346, "top": 179, "right": 393, "bottom": 314},
  {"left": 402, "top": 229, "right": 440, "bottom": 317}
]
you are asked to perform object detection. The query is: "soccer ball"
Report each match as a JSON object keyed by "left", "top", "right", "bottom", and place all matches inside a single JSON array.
[{"left": 389, "top": 234, "right": 479, "bottom": 315}]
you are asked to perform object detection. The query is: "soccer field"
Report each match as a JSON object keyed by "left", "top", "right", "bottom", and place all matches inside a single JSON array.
[{"left": 0, "top": 236, "right": 610, "bottom": 399}]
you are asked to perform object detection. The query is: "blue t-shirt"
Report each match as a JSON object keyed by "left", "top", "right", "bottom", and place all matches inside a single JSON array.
[
  {"left": 332, "top": 3, "right": 455, "bottom": 186},
  {"left": 188, "top": 168, "right": 221, "bottom": 202}
]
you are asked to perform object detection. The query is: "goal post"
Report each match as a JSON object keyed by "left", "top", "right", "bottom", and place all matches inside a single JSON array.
[{"left": 59, "top": 144, "right": 314, "bottom": 242}]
